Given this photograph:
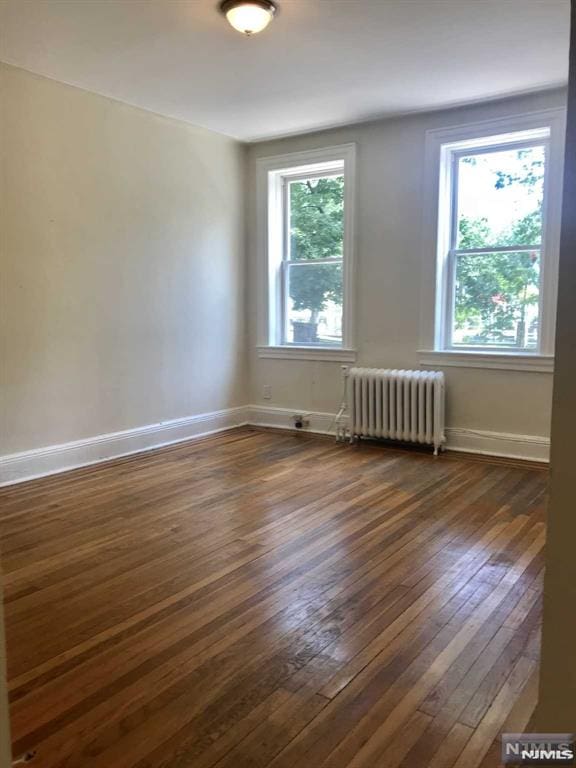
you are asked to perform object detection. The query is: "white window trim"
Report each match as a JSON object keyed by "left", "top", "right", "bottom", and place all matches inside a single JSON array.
[
  {"left": 418, "top": 350, "right": 554, "bottom": 373},
  {"left": 256, "top": 345, "right": 357, "bottom": 362},
  {"left": 256, "top": 144, "right": 357, "bottom": 360},
  {"left": 419, "top": 108, "right": 566, "bottom": 373}
]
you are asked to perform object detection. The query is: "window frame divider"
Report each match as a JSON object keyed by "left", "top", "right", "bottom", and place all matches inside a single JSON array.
[{"left": 452, "top": 244, "right": 542, "bottom": 256}]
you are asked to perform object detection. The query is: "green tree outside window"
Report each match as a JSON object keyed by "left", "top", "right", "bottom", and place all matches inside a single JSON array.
[{"left": 288, "top": 176, "right": 344, "bottom": 341}]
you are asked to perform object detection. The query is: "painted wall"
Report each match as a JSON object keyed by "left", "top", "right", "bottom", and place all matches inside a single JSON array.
[
  {"left": 0, "top": 64, "right": 247, "bottom": 455},
  {"left": 534, "top": 1, "right": 576, "bottom": 732},
  {"left": 246, "top": 89, "right": 567, "bottom": 444}
]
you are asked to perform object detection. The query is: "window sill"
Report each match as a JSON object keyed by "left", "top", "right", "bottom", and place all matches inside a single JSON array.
[
  {"left": 257, "top": 346, "right": 357, "bottom": 362},
  {"left": 418, "top": 350, "right": 554, "bottom": 373}
]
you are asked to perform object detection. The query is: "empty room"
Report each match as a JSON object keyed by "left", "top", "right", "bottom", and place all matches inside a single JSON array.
[{"left": 0, "top": 1, "right": 575, "bottom": 767}]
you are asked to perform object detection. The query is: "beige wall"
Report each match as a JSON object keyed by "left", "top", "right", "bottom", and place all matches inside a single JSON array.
[
  {"left": 534, "top": 1, "right": 576, "bottom": 732},
  {"left": 247, "top": 89, "right": 567, "bottom": 439},
  {"left": 0, "top": 64, "right": 247, "bottom": 455}
]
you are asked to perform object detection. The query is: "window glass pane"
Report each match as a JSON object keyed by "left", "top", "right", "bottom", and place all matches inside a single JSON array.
[
  {"left": 453, "top": 250, "right": 540, "bottom": 349},
  {"left": 456, "top": 145, "right": 545, "bottom": 249},
  {"left": 289, "top": 175, "right": 344, "bottom": 261},
  {"left": 286, "top": 262, "right": 342, "bottom": 345}
]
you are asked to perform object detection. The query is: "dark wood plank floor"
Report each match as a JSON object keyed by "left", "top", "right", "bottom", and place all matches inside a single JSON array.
[{"left": 0, "top": 428, "right": 547, "bottom": 768}]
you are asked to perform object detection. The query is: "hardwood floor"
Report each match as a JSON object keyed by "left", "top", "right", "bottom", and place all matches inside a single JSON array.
[{"left": 0, "top": 428, "right": 547, "bottom": 768}]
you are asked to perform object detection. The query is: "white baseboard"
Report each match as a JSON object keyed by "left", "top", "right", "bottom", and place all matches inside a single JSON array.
[
  {"left": 0, "top": 407, "right": 249, "bottom": 486},
  {"left": 246, "top": 404, "right": 338, "bottom": 436},
  {"left": 247, "top": 406, "right": 550, "bottom": 463},
  {"left": 0, "top": 404, "right": 550, "bottom": 487},
  {"left": 445, "top": 427, "right": 550, "bottom": 463}
]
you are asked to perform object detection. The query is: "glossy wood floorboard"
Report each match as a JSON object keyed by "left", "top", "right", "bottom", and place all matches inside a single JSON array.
[{"left": 0, "top": 428, "right": 547, "bottom": 768}]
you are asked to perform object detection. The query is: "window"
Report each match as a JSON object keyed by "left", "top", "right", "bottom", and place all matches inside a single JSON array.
[
  {"left": 421, "top": 110, "right": 565, "bottom": 371},
  {"left": 257, "top": 145, "right": 356, "bottom": 361},
  {"left": 450, "top": 138, "right": 546, "bottom": 351},
  {"left": 284, "top": 172, "right": 344, "bottom": 346}
]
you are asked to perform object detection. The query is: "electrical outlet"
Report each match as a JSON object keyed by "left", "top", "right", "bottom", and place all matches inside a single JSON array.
[{"left": 263, "top": 384, "right": 272, "bottom": 400}]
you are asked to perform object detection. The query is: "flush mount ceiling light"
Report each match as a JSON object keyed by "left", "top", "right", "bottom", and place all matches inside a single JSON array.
[{"left": 220, "top": 0, "right": 277, "bottom": 35}]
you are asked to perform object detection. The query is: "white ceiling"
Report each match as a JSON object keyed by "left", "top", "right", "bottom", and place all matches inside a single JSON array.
[{"left": 0, "top": 0, "right": 570, "bottom": 142}]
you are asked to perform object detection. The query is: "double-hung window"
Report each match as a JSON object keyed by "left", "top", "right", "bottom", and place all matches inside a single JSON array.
[
  {"left": 257, "top": 144, "right": 356, "bottom": 361},
  {"left": 421, "top": 110, "right": 565, "bottom": 371}
]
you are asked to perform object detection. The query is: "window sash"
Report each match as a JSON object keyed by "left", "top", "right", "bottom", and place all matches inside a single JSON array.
[
  {"left": 283, "top": 171, "right": 345, "bottom": 263},
  {"left": 444, "top": 137, "right": 549, "bottom": 353},
  {"left": 280, "top": 259, "right": 344, "bottom": 346},
  {"left": 450, "top": 139, "right": 548, "bottom": 253},
  {"left": 445, "top": 248, "right": 542, "bottom": 352},
  {"left": 280, "top": 168, "right": 346, "bottom": 346}
]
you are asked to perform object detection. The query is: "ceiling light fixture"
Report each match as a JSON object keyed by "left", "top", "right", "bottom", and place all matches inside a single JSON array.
[{"left": 220, "top": 0, "right": 277, "bottom": 36}]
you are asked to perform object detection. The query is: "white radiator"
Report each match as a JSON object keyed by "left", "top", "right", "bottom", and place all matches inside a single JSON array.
[{"left": 339, "top": 367, "right": 446, "bottom": 455}]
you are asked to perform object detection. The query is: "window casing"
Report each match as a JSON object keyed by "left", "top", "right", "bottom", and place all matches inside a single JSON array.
[
  {"left": 444, "top": 133, "right": 548, "bottom": 352},
  {"left": 256, "top": 145, "right": 356, "bottom": 361},
  {"left": 420, "top": 110, "right": 565, "bottom": 372}
]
